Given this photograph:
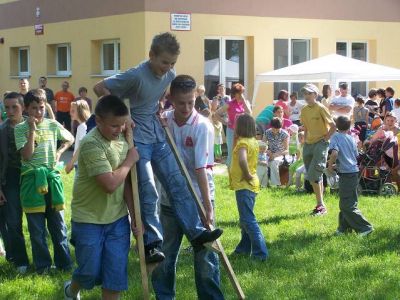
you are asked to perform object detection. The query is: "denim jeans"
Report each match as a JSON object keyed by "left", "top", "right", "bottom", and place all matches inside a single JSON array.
[
  {"left": 152, "top": 205, "right": 223, "bottom": 300},
  {"left": 226, "top": 127, "right": 234, "bottom": 167},
  {"left": 235, "top": 189, "right": 268, "bottom": 260},
  {"left": 135, "top": 141, "right": 205, "bottom": 248},
  {"left": 1, "top": 167, "right": 29, "bottom": 266},
  {"left": 71, "top": 216, "right": 130, "bottom": 291},
  {"left": 25, "top": 188, "right": 71, "bottom": 272}
]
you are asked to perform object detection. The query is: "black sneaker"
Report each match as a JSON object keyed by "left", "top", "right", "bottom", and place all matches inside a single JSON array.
[
  {"left": 191, "top": 228, "right": 223, "bottom": 247},
  {"left": 145, "top": 248, "right": 165, "bottom": 264}
]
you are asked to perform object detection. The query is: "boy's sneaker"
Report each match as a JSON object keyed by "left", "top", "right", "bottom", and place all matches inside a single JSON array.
[
  {"left": 145, "top": 248, "right": 165, "bottom": 264},
  {"left": 310, "top": 205, "right": 327, "bottom": 216},
  {"left": 64, "top": 280, "right": 80, "bottom": 300},
  {"left": 16, "top": 265, "right": 28, "bottom": 274},
  {"left": 191, "top": 228, "right": 223, "bottom": 247}
]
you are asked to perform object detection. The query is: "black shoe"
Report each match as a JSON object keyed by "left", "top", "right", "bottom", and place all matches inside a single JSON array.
[
  {"left": 145, "top": 248, "right": 165, "bottom": 264},
  {"left": 191, "top": 228, "right": 223, "bottom": 247}
]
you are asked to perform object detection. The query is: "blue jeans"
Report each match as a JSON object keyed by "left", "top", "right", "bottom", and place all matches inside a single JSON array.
[
  {"left": 135, "top": 141, "right": 205, "bottom": 247},
  {"left": 152, "top": 205, "right": 223, "bottom": 300},
  {"left": 226, "top": 127, "right": 234, "bottom": 167},
  {"left": 1, "top": 167, "right": 29, "bottom": 266},
  {"left": 25, "top": 189, "right": 71, "bottom": 272},
  {"left": 235, "top": 190, "right": 268, "bottom": 260},
  {"left": 71, "top": 216, "right": 130, "bottom": 291}
]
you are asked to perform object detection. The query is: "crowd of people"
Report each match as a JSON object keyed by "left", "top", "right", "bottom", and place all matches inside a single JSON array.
[{"left": 0, "top": 31, "right": 399, "bottom": 299}]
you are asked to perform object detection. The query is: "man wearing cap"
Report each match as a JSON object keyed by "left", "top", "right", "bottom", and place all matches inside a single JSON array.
[
  {"left": 300, "top": 84, "right": 336, "bottom": 216},
  {"left": 329, "top": 83, "right": 355, "bottom": 119}
]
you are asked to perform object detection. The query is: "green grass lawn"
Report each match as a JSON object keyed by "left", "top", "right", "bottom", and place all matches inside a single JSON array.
[{"left": 1, "top": 171, "right": 399, "bottom": 299}]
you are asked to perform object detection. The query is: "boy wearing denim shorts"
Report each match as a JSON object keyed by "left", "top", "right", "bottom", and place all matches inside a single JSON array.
[
  {"left": 15, "top": 89, "right": 74, "bottom": 274},
  {"left": 64, "top": 95, "right": 140, "bottom": 300},
  {"left": 300, "top": 84, "right": 336, "bottom": 216},
  {"left": 94, "top": 32, "right": 222, "bottom": 263},
  {"left": 327, "top": 116, "right": 373, "bottom": 236},
  {"left": 152, "top": 75, "right": 224, "bottom": 299}
]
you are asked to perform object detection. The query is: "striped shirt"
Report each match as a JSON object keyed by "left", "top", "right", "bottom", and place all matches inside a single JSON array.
[{"left": 15, "top": 119, "right": 74, "bottom": 170}]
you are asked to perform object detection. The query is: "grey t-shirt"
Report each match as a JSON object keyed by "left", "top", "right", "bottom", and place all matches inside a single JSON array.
[
  {"left": 329, "top": 132, "right": 359, "bottom": 173},
  {"left": 104, "top": 60, "right": 176, "bottom": 144}
]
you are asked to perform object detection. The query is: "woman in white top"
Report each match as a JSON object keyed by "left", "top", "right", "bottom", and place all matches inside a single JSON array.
[{"left": 65, "top": 100, "right": 91, "bottom": 174}]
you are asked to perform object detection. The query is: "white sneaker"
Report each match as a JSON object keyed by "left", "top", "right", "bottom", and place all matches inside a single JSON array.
[
  {"left": 16, "top": 265, "right": 28, "bottom": 274},
  {"left": 358, "top": 228, "right": 374, "bottom": 237},
  {"left": 64, "top": 280, "right": 80, "bottom": 300}
]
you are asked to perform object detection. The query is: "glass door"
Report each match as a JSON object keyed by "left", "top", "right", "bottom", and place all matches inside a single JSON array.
[{"left": 204, "top": 37, "right": 246, "bottom": 99}]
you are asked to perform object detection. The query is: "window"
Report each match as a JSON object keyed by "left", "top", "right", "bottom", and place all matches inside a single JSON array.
[
  {"left": 56, "top": 44, "right": 71, "bottom": 76},
  {"left": 101, "top": 40, "right": 120, "bottom": 75},
  {"left": 274, "top": 39, "right": 311, "bottom": 99},
  {"left": 18, "top": 47, "right": 30, "bottom": 76},
  {"left": 336, "top": 41, "right": 368, "bottom": 96},
  {"left": 204, "top": 37, "right": 246, "bottom": 99}
]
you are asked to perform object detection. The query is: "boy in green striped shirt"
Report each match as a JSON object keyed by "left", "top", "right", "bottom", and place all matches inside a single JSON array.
[{"left": 15, "top": 89, "right": 74, "bottom": 274}]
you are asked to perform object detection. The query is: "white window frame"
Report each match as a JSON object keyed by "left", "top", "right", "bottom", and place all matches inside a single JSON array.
[
  {"left": 336, "top": 40, "right": 369, "bottom": 94},
  {"left": 18, "top": 47, "right": 30, "bottom": 77},
  {"left": 101, "top": 40, "right": 120, "bottom": 76},
  {"left": 274, "top": 38, "right": 312, "bottom": 99},
  {"left": 56, "top": 43, "right": 71, "bottom": 76},
  {"left": 204, "top": 36, "right": 247, "bottom": 92}
]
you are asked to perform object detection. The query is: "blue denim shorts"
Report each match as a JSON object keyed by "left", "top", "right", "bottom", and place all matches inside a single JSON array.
[{"left": 71, "top": 215, "right": 130, "bottom": 291}]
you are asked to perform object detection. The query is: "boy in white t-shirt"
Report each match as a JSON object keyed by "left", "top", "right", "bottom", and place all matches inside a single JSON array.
[
  {"left": 329, "top": 83, "right": 355, "bottom": 119},
  {"left": 152, "top": 75, "right": 223, "bottom": 299}
]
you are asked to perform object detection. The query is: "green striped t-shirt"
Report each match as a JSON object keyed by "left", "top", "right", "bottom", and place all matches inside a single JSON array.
[{"left": 15, "top": 118, "right": 74, "bottom": 170}]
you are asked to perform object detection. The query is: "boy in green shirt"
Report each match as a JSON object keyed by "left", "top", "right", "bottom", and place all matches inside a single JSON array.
[
  {"left": 64, "top": 95, "right": 140, "bottom": 300},
  {"left": 15, "top": 89, "right": 74, "bottom": 274}
]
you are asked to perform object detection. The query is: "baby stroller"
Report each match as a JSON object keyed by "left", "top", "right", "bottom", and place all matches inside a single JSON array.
[{"left": 357, "top": 137, "right": 397, "bottom": 196}]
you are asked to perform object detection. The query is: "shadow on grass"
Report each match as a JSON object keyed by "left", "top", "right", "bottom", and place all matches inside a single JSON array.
[
  {"left": 354, "top": 227, "right": 400, "bottom": 256},
  {"left": 216, "top": 212, "right": 308, "bottom": 228},
  {"left": 261, "top": 212, "right": 309, "bottom": 225}
]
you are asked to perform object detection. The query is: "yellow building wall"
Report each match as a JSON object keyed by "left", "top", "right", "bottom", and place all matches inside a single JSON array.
[
  {"left": 144, "top": 13, "right": 400, "bottom": 116},
  {"left": 0, "top": 12, "right": 146, "bottom": 101},
  {"left": 0, "top": 11, "right": 400, "bottom": 116}
]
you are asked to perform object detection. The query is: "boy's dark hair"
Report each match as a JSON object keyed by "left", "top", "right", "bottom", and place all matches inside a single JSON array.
[
  {"left": 78, "top": 87, "right": 88, "bottom": 94},
  {"left": 270, "top": 117, "right": 282, "bottom": 129},
  {"left": 273, "top": 105, "right": 282, "bottom": 114},
  {"left": 151, "top": 32, "right": 180, "bottom": 56},
  {"left": 395, "top": 98, "right": 400, "bottom": 107},
  {"left": 170, "top": 74, "right": 196, "bottom": 96},
  {"left": 368, "top": 88, "right": 377, "bottom": 99},
  {"left": 377, "top": 88, "right": 386, "bottom": 98},
  {"left": 322, "top": 85, "right": 330, "bottom": 99},
  {"left": 385, "top": 86, "right": 395, "bottom": 96},
  {"left": 23, "top": 89, "right": 46, "bottom": 107},
  {"left": 339, "top": 82, "right": 348, "bottom": 90},
  {"left": 335, "top": 116, "right": 351, "bottom": 131},
  {"left": 235, "top": 113, "right": 256, "bottom": 138},
  {"left": 95, "top": 95, "right": 129, "bottom": 118},
  {"left": 4, "top": 91, "right": 24, "bottom": 106},
  {"left": 290, "top": 92, "right": 298, "bottom": 99}
]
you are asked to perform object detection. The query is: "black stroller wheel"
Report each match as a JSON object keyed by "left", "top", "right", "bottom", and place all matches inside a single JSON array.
[{"left": 378, "top": 183, "right": 397, "bottom": 197}]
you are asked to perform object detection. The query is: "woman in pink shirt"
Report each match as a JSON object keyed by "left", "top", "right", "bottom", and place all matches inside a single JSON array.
[
  {"left": 275, "top": 90, "right": 290, "bottom": 119},
  {"left": 216, "top": 83, "right": 252, "bottom": 166}
]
